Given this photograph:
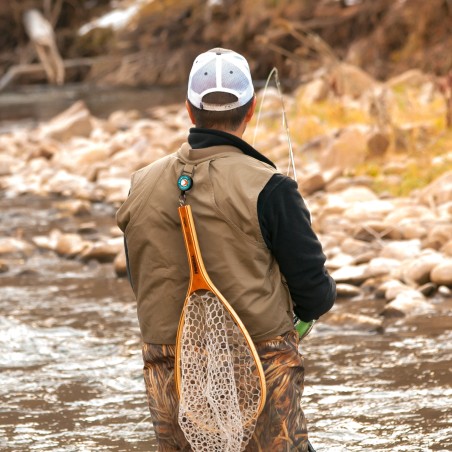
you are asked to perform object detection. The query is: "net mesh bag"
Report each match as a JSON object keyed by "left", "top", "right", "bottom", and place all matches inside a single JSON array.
[{"left": 178, "top": 289, "right": 263, "bottom": 452}]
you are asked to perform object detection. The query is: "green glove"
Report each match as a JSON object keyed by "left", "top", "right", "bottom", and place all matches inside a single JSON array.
[{"left": 294, "top": 318, "right": 316, "bottom": 339}]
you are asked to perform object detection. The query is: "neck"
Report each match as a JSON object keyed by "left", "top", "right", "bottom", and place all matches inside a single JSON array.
[{"left": 215, "top": 123, "right": 246, "bottom": 138}]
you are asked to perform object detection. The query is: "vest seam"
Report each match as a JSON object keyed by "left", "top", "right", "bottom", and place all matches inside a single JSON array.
[{"left": 124, "top": 155, "right": 174, "bottom": 235}]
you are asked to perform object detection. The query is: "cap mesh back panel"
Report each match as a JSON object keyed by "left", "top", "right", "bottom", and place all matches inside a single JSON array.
[
  {"left": 190, "top": 61, "right": 218, "bottom": 95},
  {"left": 221, "top": 60, "right": 250, "bottom": 93},
  {"left": 190, "top": 60, "right": 250, "bottom": 96}
]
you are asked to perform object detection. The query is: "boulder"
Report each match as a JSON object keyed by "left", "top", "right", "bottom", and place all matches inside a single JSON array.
[
  {"left": 330, "top": 264, "right": 369, "bottom": 286},
  {"left": 298, "top": 78, "right": 330, "bottom": 104},
  {"left": 40, "top": 101, "right": 93, "bottom": 141},
  {"left": 418, "top": 170, "right": 452, "bottom": 206},
  {"left": 366, "top": 130, "right": 390, "bottom": 157},
  {"left": 430, "top": 260, "right": 452, "bottom": 287},
  {"left": 381, "top": 291, "right": 433, "bottom": 318},
  {"left": 80, "top": 237, "right": 124, "bottom": 263},
  {"left": 366, "top": 257, "right": 401, "bottom": 279},
  {"left": 0, "top": 260, "right": 9, "bottom": 273},
  {"left": 388, "top": 203, "right": 436, "bottom": 219},
  {"left": 319, "top": 128, "right": 368, "bottom": 171},
  {"left": 300, "top": 172, "right": 325, "bottom": 195},
  {"left": 330, "top": 63, "right": 379, "bottom": 98},
  {"left": 54, "top": 199, "right": 91, "bottom": 216},
  {"left": 325, "top": 312, "right": 383, "bottom": 332},
  {"left": 401, "top": 252, "right": 444, "bottom": 286},
  {"left": 380, "top": 239, "right": 422, "bottom": 261},
  {"left": 336, "top": 283, "right": 362, "bottom": 298},
  {"left": 423, "top": 224, "right": 452, "bottom": 250},
  {"left": 326, "top": 253, "right": 355, "bottom": 270},
  {"left": 0, "top": 154, "right": 21, "bottom": 176},
  {"left": 0, "top": 237, "right": 34, "bottom": 256},
  {"left": 33, "top": 229, "right": 90, "bottom": 257},
  {"left": 442, "top": 240, "right": 452, "bottom": 257},
  {"left": 345, "top": 200, "right": 395, "bottom": 223},
  {"left": 380, "top": 279, "right": 412, "bottom": 301},
  {"left": 386, "top": 69, "right": 432, "bottom": 89}
]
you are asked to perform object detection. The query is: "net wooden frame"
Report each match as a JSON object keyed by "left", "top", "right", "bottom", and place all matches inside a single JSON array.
[{"left": 175, "top": 205, "right": 267, "bottom": 451}]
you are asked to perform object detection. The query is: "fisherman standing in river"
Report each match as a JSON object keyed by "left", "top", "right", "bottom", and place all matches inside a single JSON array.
[{"left": 116, "top": 48, "right": 336, "bottom": 451}]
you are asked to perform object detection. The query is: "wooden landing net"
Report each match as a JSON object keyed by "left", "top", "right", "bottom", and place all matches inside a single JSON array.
[{"left": 175, "top": 204, "right": 266, "bottom": 451}]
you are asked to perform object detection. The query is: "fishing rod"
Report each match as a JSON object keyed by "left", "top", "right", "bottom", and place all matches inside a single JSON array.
[
  {"left": 253, "top": 68, "right": 319, "bottom": 452},
  {"left": 252, "top": 67, "right": 297, "bottom": 182}
]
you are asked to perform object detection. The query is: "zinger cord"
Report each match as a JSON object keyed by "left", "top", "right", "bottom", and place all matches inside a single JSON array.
[{"left": 252, "top": 67, "right": 297, "bottom": 183}]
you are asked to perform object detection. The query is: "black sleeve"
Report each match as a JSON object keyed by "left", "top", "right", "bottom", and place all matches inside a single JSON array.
[{"left": 258, "top": 174, "right": 336, "bottom": 321}]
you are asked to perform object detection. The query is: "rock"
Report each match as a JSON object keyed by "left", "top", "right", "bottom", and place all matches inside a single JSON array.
[
  {"left": 352, "top": 221, "right": 397, "bottom": 241},
  {"left": 0, "top": 154, "right": 21, "bottom": 176},
  {"left": 438, "top": 285, "right": 451, "bottom": 297},
  {"left": 366, "top": 131, "right": 390, "bottom": 157},
  {"left": 418, "top": 282, "right": 437, "bottom": 297},
  {"left": 330, "top": 63, "right": 378, "bottom": 98},
  {"left": 54, "top": 199, "right": 91, "bottom": 216},
  {"left": 114, "top": 248, "right": 128, "bottom": 277},
  {"left": 40, "top": 101, "right": 93, "bottom": 141},
  {"left": 384, "top": 204, "right": 436, "bottom": 224},
  {"left": 366, "top": 257, "right": 401, "bottom": 278},
  {"left": 0, "top": 260, "right": 9, "bottom": 273},
  {"left": 298, "top": 78, "right": 330, "bottom": 104},
  {"left": 340, "top": 237, "right": 373, "bottom": 255},
  {"left": 0, "top": 237, "right": 34, "bottom": 256},
  {"left": 300, "top": 172, "right": 325, "bottom": 195},
  {"left": 381, "top": 291, "right": 433, "bottom": 318},
  {"left": 331, "top": 264, "right": 369, "bottom": 286},
  {"left": 430, "top": 260, "right": 452, "bottom": 286},
  {"left": 336, "top": 283, "right": 362, "bottom": 298},
  {"left": 351, "top": 250, "right": 376, "bottom": 265},
  {"left": 380, "top": 279, "right": 412, "bottom": 301},
  {"left": 442, "top": 240, "right": 452, "bottom": 257},
  {"left": 44, "top": 170, "right": 97, "bottom": 200},
  {"left": 345, "top": 200, "right": 395, "bottom": 223},
  {"left": 326, "top": 253, "right": 355, "bottom": 270},
  {"left": 107, "top": 109, "right": 141, "bottom": 132},
  {"left": 78, "top": 222, "right": 98, "bottom": 234},
  {"left": 325, "top": 312, "right": 383, "bottom": 332},
  {"left": 60, "top": 143, "right": 110, "bottom": 176},
  {"left": 80, "top": 237, "right": 123, "bottom": 263},
  {"left": 380, "top": 239, "right": 422, "bottom": 261},
  {"left": 33, "top": 229, "right": 90, "bottom": 257},
  {"left": 319, "top": 128, "right": 368, "bottom": 170},
  {"left": 423, "top": 224, "right": 452, "bottom": 250},
  {"left": 397, "top": 223, "right": 427, "bottom": 240},
  {"left": 401, "top": 252, "right": 444, "bottom": 286},
  {"left": 336, "top": 185, "right": 378, "bottom": 203},
  {"left": 96, "top": 177, "right": 131, "bottom": 204},
  {"left": 418, "top": 170, "right": 452, "bottom": 206},
  {"left": 386, "top": 69, "right": 432, "bottom": 89}
]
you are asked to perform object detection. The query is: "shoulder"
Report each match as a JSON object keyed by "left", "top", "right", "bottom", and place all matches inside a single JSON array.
[{"left": 130, "top": 153, "right": 177, "bottom": 190}]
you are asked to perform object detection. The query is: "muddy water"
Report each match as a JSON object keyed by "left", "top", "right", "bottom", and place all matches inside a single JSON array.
[{"left": 1, "top": 195, "right": 451, "bottom": 452}]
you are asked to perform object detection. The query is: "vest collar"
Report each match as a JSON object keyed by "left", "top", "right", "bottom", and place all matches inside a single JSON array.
[{"left": 187, "top": 128, "right": 276, "bottom": 168}]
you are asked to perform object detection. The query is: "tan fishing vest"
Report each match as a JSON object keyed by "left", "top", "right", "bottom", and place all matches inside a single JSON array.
[{"left": 116, "top": 143, "right": 294, "bottom": 344}]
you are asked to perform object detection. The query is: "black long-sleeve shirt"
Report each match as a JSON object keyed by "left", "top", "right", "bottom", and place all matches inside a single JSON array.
[{"left": 188, "top": 128, "right": 336, "bottom": 322}]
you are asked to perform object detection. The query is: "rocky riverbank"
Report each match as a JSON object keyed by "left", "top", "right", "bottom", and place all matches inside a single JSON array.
[{"left": 1, "top": 68, "right": 451, "bottom": 333}]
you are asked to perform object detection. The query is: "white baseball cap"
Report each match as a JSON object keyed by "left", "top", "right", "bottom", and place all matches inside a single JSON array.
[{"left": 187, "top": 48, "right": 254, "bottom": 111}]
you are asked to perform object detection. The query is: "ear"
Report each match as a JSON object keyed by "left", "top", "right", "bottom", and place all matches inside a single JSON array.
[
  {"left": 244, "top": 95, "right": 257, "bottom": 123},
  {"left": 185, "top": 100, "right": 196, "bottom": 125}
]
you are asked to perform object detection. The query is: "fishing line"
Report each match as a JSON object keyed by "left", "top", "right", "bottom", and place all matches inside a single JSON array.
[{"left": 252, "top": 67, "right": 297, "bottom": 182}]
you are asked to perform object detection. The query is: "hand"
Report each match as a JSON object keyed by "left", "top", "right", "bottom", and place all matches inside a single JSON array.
[{"left": 294, "top": 319, "right": 315, "bottom": 340}]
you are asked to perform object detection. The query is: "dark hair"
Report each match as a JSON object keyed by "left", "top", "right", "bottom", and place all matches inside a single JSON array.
[{"left": 188, "top": 92, "right": 255, "bottom": 131}]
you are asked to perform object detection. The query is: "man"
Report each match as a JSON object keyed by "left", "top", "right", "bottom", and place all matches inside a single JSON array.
[{"left": 117, "top": 48, "right": 336, "bottom": 451}]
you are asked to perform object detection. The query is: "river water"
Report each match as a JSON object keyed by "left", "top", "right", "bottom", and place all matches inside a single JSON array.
[{"left": 1, "top": 194, "right": 451, "bottom": 452}]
